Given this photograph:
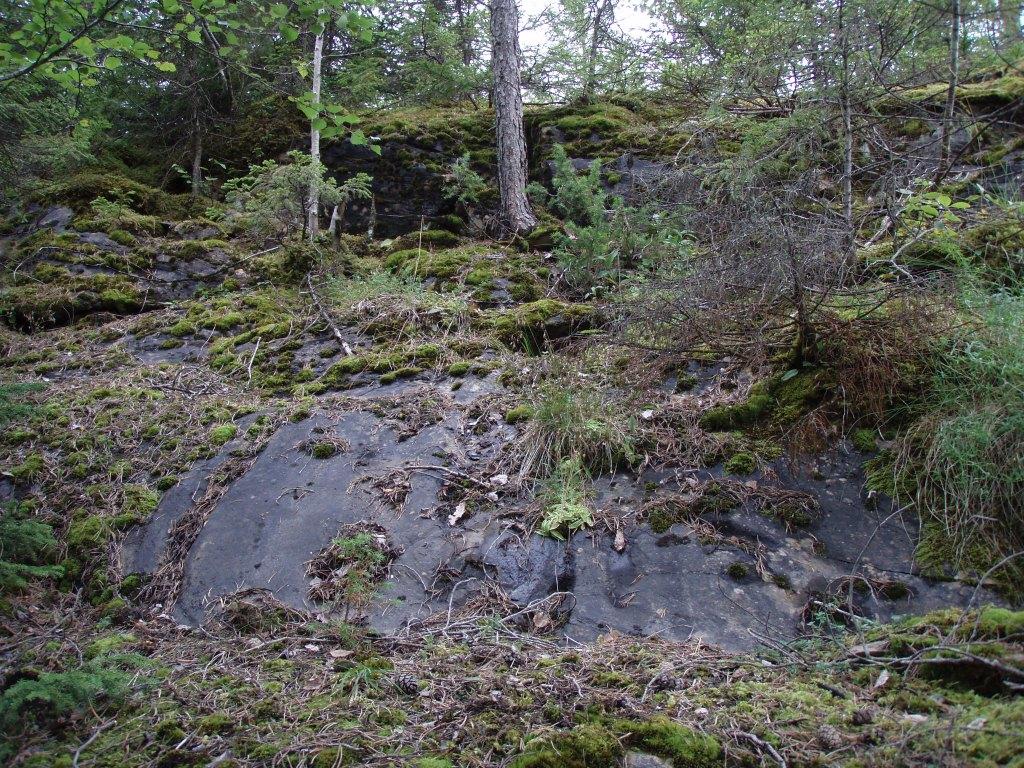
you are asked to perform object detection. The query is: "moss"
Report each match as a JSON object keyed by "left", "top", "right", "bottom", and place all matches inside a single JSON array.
[
  {"left": 901, "top": 236, "right": 968, "bottom": 270},
  {"left": 389, "top": 229, "right": 460, "bottom": 251},
  {"left": 197, "top": 712, "right": 234, "bottom": 735},
  {"left": 851, "top": 428, "right": 878, "bottom": 452},
  {"left": 414, "top": 759, "right": 453, "bottom": 768},
  {"left": 209, "top": 424, "right": 237, "bottom": 446},
  {"left": 769, "top": 501, "right": 815, "bottom": 528},
  {"left": 514, "top": 717, "right": 720, "bottom": 768},
  {"left": 156, "top": 717, "right": 187, "bottom": 744},
  {"left": 699, "top": 392, "right": 772, "bottom": 432},
  {"left": 512, "top": 723, "right": 621, "bottom": 768},
  {"left": 108, "top": 229, "right": 136, "bottom": 246},
  {"left": 156, "top": 476, "right": 179, "bottom": 491},
  {"left": 479, "top": 299, "right": 598, "bottom": 349},
  {"left": 1, "top": 272, "right": 145, "bottom": 331},
  {"left": 505, "top": 405, "right": 533, "bottom": 424},
  {"left": 123, "top": 484, "right": 159, "bottom": 518},
  {"left": 609, "top": 717, "right": 721, "bottom": 766},
  {"left": 699, "top": 369, "right": 825, "bottom": 433},
  {"left": 895, "top": 73, "right": 1024, "bottom": 108},
  {"left": 447, "top": 361, "right": 471, "bottom": 377},
  {"left": 723, "top": 451, "right": 756, "bottom": 475},
  {"left": 10, "top": 452, "right": 44, "bottom": 481},
  {"left": 727, "top": 562, "right": 749, "bottom": 579},
  {"left": 321, "top": 343, "right": 440, "bottom": 388},
  {"left": 309, "top": 442, "right": 339, "bottom": 459},
  {"left": 379, "top": 366, "right": 422, "bottom": 384},
  {"left": 311, "top": 747, "right": 361, "bottom": 767}
]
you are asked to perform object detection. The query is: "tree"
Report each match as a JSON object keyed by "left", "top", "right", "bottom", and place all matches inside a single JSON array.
[
  {"left": 938, "top": 0, "right": 962, "bottom": 180},
  {"left": 490, "top": 0, "right": 537, "bottom": 234},
  {"left": 309, "top": 29, "right": 325, "bottom": 240}
]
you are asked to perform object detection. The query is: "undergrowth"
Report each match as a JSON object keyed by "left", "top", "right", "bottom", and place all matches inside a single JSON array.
[
  {"left": 516, "top": 364, "right": 640, "bottom": 481},
  {"left": 884, "top": 286, "right": 1024, "bottom": 590}
]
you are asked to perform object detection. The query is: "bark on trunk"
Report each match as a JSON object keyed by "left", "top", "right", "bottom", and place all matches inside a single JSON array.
[
  {"left": 1000, "top": 0, "right": 1021, "bottom": 42},
  {"left": 838, "top": 0, "right": 854, "bottom": 266},
  {"left": 456, "top": 0, "right": 474, "bottom": 66},
  {"left": 191, "top": 126, "right": 203, "bottom": 197},
  {"left": 938, "top": 0, "right": 961, "bottom": 180},
  {"left": 308, "top": 31, "right": 324, "bottom": 241},
  {"left": 491, "top": 0, "right": 537, "bottom": 235},
  {"left": 583, "top": 0, "right": 612, "bottom": 100}
]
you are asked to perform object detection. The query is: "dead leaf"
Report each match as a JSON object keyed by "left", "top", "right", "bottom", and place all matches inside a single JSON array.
[
  {"left": 448, "top": 502, "right": 467, "bottom": 526},
  {"left": 613, "top": 527, "right": 627, "bottom": 553},
  {"left": 873, "top": 669, "right": 890, "bottom": 689}
]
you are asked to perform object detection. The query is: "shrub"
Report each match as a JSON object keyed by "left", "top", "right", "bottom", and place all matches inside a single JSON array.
[
  {"left": 884, "top": 288, "right": 1024, "bottom": 590},
  {"left": 222, "top": 151, "right": 371, "bottom": 239},
  {"left": 443, "top": 153, "right": 488, "bottom": 209}
]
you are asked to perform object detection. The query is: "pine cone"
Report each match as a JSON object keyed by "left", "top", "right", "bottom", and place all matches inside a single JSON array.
[
  {"left": 392, "top": 672, "right": 419, "bottom": 695},
  {"left": 818, "top": 724, "right": 844, "bottom": 750},
  {"left": 650, "top": 672, "right": 678, "bottom": 692}
]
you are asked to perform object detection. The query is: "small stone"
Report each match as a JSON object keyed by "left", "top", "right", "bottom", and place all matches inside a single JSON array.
[{"left": 625, "top": 752, "right": 672, "bottom": 768}]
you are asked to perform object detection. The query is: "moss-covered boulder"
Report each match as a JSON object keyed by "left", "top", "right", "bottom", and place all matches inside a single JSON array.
[
  {"left": 478, "top": 299, "right": 599, "bottom": 349},
  {"left": 699, "top": 369, "right": 827, "bottom": 432}
]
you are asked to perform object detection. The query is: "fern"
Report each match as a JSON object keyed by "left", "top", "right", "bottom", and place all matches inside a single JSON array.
[
  {"left": 0, "top": 653, "right": 146, "bottom": 731},
  {"left": 0, "top": 505, "right": 62, "bottom": 593}
]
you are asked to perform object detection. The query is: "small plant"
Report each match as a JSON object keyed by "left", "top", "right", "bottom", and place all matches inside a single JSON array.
[
  {"left": 538, "top": 457, "right": 594, "bottom": 540},
  {"left": 0, "top": 653, "right": 145, "bottom": 732},
  {"left": 443, "top": 153, "right": 488, "bottom": 209},
  {"left": 306, "top": 523, "right": 399, "bottom": 619},
  {"left": 0, "top": 381, "right": 43, "bottom": 427},
  {"left": 518, "top": 365, "right": 639, "bottom": 479},
  {"left": 222, "top": 151, "right": 371, "bottom": 239},
  {"left": 0, "top": 504, "right": 62, "bottom": 593},
  {"left": 885, "top": 287, "right": 1024, "bottom": 590},
  {"left": 86, "top": 194, "right": 159, "bottom": 235}
]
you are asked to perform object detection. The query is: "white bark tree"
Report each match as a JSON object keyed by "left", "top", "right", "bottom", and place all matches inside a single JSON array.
[{"left": 308, "top": 29, "right": 324, "bottom": 241}]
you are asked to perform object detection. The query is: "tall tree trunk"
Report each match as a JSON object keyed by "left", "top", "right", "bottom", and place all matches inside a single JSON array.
[
  {"left": 938, "top": 0, "right": 961, "bottom": 180},
  {"left": 838, "top": 0, "right": 854, "bottom": 266},
  {"left": 456, "top": 0, "right": 474, "bottom": 66},
  {"left": 308, "top": 31, "right": 324, "bottom": 241},
  {"left": 191, "top": 124, "right": 203, "bottom": 197},
  {"left": 999, "top": 0, "right": 1021, "bottom": 42},
  {"left": 490, "top": 0, "right": 537, "bottom": 235},
  {"left": 583, "top": 0, "right": 611, "bottom": 100}
]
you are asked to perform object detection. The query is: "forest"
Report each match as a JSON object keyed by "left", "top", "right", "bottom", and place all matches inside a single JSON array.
[{"left": 1, "top": 0, "right": 1024, "bottom": 765}]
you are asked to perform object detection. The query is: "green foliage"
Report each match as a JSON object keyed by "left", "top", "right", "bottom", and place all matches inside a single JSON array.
[
  {"left": 0, "top": 382, "right": 43, "bottom": 428},
  {"left": 443, "top": 153, "right": 488, "bottom": 208},
  {"left": 547, "top": 144, "right": 691, "bottom": 294},
  {"left": 222, "top": 151, "right": 371, "bottom": 238},
  {"left": 538, "top": 457, "right": 594, "bottom": 540},
  {"left": 83, "top": 194, "right": 159, "bottom": 235},
  {"left": 549, "top": 145, "right": 606, "bottom": 228},
  {"left": 0, "top": 653, "right": 145, "bottom": 732},
  {"left": 307, "top": 526, "right": 395, "bottom": 615},
  {"left": 889, "top": 288, "right": 1024, "bottom": 590},
  {"left": 0, "top": 505, "right": 62, "bottom": 593},
  {"left": 519, "top": 366, "right": 639, "bottom": 478}
]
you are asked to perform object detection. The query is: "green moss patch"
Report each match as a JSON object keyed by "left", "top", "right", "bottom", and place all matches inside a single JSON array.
[{"left": 478, "top": 299, "right": 598, "bottom": 350}]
